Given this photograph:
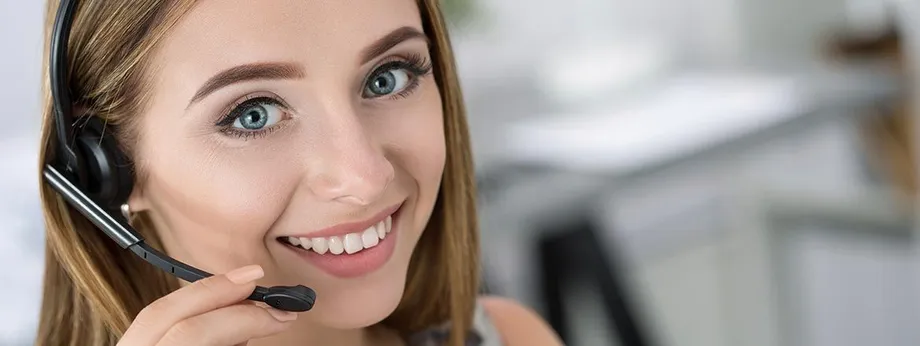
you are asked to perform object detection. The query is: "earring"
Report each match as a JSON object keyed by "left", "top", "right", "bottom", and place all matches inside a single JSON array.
[{"left": 120, "top": 203, "right": 135, "bottom": 224}]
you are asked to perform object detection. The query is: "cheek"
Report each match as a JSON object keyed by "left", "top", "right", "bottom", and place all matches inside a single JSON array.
[
  {"left": 396, "top": 116, "right": 446, "bottom": 190},
  {"left": 136, "top": 118, "right": 299, "bottom": 264},
  {"left": 146, "top": 158, "right": 290, "bottom": 231},
  {"left": 377, "top": 81, "right": 446, "bottom": 227},
  {"left": 413, "top": 119, "right": 446, "bottom": 196}
]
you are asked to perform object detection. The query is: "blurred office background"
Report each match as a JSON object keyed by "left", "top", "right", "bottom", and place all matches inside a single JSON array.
[{"left": 3, "top": 0, "right": 920, "bottom": 345}]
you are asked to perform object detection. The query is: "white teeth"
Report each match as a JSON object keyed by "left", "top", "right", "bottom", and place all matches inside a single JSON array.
[
  {"left": 363, "top": 227, "right": 380, "bottom": 248},
  {"left": 376, "top": 221, "right": 386, "bottom": 239},
  {"left": 311, "top": 238, "right": 328, "bottom": 254},
  {"left": 328, "top": 236, "right": 344, "bottom": 255},
  {"left": 288, "top": 213, "right": 395, "bottom": 256},
  {"left": 344, "top": 233, "right": 363, "bottom": 254}
]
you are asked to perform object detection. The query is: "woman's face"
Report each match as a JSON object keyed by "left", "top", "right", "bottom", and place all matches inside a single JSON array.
[{"left": 130, "top": 0, "right": 445, "bottom": 329}]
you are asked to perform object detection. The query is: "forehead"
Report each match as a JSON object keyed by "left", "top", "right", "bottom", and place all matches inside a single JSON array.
[{"left": 153, "top": 0, "right": 424, "bottom": 87}]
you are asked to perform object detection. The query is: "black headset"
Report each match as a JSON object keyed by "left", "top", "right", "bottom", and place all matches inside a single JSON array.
[{"left": 42, "top": 0, "right": 315, "bottom": 313}]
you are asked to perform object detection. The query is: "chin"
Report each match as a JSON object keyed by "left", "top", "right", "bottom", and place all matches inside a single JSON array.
[{"left": 303, "top": 265, "right": 409, "bottom": 329}]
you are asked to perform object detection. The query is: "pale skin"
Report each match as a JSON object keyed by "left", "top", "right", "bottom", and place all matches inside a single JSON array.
[{"left": 114, "top": 0, "right": 561, "bottom": 345}]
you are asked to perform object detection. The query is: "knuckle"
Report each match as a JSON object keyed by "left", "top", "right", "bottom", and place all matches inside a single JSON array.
[
  {"left": 136, "top": 295, "right": 171, "bottom": 322},
  {"left": 230, "top": 305, "right": 255, "bottom": 321},
  {"left": 254, "top": 313, "right": 283, "bottom": 334},
  {"left": 194, "top": 276, "right": 224, "bottom": 295},
  {"left": 163, "top": 319, "right": 205, "bottom": 344},
  {"left": 239, "top": 305, "right": 275, "bottom": 330},
  {"left": 126, "top": 312, "right": 154, "bottom": 333}
]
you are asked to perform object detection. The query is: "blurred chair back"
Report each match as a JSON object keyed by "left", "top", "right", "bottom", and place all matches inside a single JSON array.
[{"left": 825, "top": 25, "right": 918, "bottom": 203}]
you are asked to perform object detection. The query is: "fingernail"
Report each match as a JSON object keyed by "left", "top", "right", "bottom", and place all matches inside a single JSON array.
[
  {"left": 226, "top": 265, "right": 264, "bottom": 284},
  {"left": 265, "top": 308, "right": 298, "bottom": 322}
]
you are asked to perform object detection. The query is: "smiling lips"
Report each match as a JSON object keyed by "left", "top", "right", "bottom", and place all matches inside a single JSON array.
[
  {"left": 279, "top": 204, "right": 402, "bottom": 278},
  {"left": 282, "top": 215, "right": 392, "bottom": 255}
]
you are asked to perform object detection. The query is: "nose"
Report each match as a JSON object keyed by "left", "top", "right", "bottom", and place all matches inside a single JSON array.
[{"left": 305, "top": 109, "right": 395, "bottom": 206}]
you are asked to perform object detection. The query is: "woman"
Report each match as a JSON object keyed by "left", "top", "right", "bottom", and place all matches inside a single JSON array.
[{"left": 34, "top": 0, "right": 562, "bottom": 345}]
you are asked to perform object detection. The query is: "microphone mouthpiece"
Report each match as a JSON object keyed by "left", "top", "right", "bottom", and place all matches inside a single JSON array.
[{"left": 263, "top": 285, "right": 316, "bottom": 312}]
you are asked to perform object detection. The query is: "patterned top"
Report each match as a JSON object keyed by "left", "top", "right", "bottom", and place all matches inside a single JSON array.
[{"left": 407, "top": 302, "right": 503, "bottom": 346}]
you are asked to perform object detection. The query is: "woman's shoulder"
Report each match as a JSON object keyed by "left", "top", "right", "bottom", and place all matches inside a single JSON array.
[
  {"left": 478, "top": 296, "right": 563, "bottom": 346},
  {"left": 406, "top": 296, "right": 562, "bottom": 346}
]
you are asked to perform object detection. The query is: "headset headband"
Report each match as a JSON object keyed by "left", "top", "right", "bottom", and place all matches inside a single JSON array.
[{"left": 50, "top": 0, "right": 80, "bottom": 176}]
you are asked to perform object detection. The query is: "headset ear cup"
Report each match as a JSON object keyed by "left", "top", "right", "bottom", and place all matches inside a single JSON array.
[{"left": 73, "top": 116, "right": 135, "bottom": 210}]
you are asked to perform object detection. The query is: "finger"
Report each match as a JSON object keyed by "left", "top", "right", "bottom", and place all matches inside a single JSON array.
[
  {"left": 157, "top": 303, "right": 297, "bottom": 346},
  {"left": 118, "top": 265, "right": 265, "bottom": 346}
]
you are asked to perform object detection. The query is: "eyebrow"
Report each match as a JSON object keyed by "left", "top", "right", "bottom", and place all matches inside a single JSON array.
[
  {"left": 187, "top": 27, "right": 427, "bottom": 108},
  {"left": 359, "top": 26, "right": 429, "bottom": 65},
  {"left": 188, "top": 62, "right": 305, "bottom": 107}
]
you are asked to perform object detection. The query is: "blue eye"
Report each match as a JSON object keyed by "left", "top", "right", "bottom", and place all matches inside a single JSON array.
[
  {"left": 233, "top": 102, "right": 283, "bottom": 130},
  {"left": 361, "top": 54, "right": 433, "bottom": 99},
  {"left": 365, "top": 68, "right": 411, "bottom": 97},
  {"left": 215, "top": 96, "right": 290, "bottom": 139}
]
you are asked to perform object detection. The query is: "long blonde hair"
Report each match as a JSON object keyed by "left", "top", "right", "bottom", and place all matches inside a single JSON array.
[{"left": 34, "top": 1, "right": 480, "bottom": 345}]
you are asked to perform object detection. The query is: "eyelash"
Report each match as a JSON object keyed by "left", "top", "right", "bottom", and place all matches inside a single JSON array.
[
  {"left": 214, "top": 54, "right": 434, "bottom": 140},
  {"left": 215, "top": 95, "right": 291, "bottom": 140},
  {"left": 362, "top": 53, "right": 433, "bottom": 100}
]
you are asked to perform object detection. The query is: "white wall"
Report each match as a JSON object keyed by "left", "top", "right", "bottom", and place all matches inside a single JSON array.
[{"left": 0, "top": 0, "right": 47, "bottom": 344}]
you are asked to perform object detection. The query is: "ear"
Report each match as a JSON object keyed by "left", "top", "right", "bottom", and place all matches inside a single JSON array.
[{"left": 126, "top": 184, "right": 150, "bottom": 212}]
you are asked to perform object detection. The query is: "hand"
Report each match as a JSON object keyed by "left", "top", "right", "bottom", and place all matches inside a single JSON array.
[{"left": 118, "top": 265, "right": 298, "bottom": 346}]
